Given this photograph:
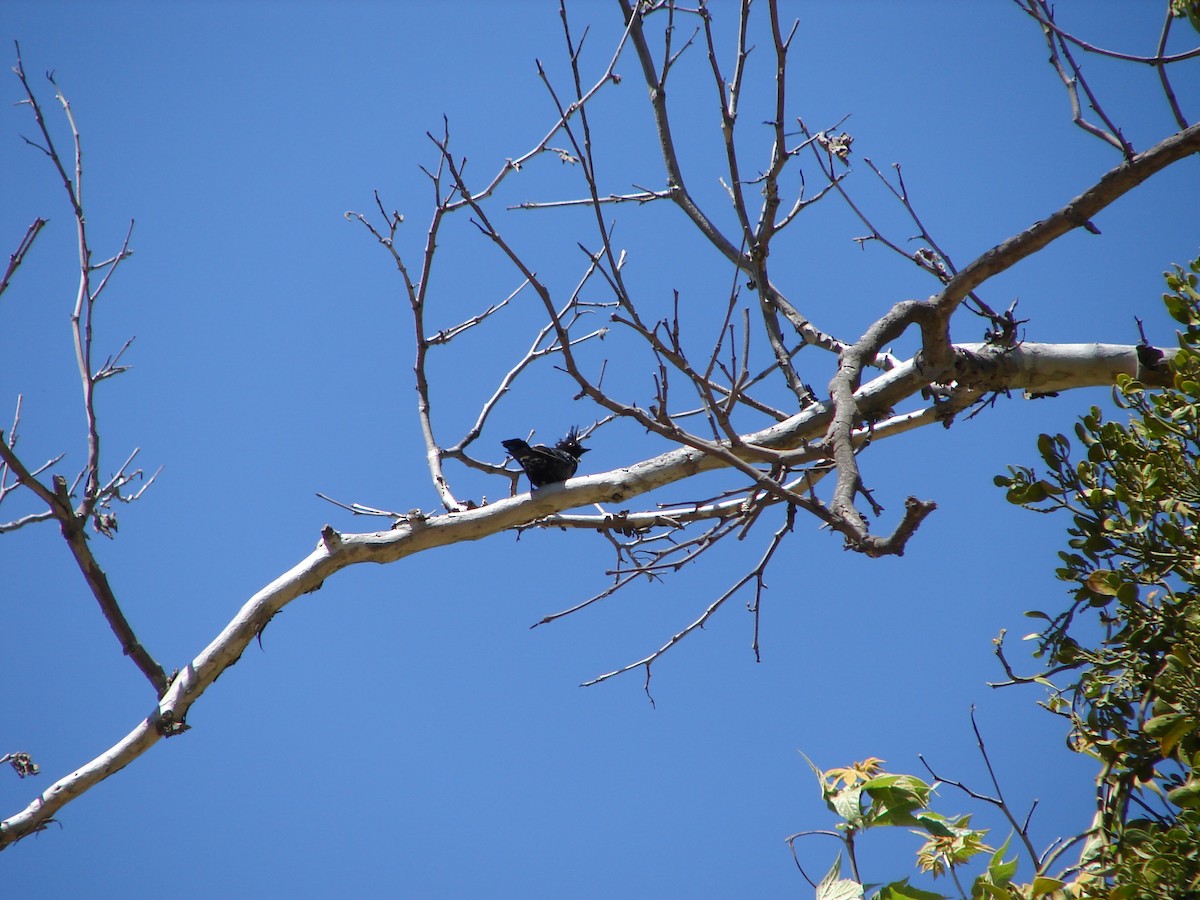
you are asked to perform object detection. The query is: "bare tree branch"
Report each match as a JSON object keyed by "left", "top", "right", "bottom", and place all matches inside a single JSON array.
[
  {"left": 0, "top": 218, "right": 47, "bottom": 301},
  {"left": 1013, "top": 0, "right": 1195, "bottom": 145},
  {"left": 1012, "top": 0, "right": 1200, "bottom": 65},
  {"left": 7, "top": 45, "right": 165, "bottom": 695},
  {"left": 4, "top": 2, "right": 1197, "bottom": 854},
  {"left": 932, "top": 119, "right": 1200, "bottom": 320}
]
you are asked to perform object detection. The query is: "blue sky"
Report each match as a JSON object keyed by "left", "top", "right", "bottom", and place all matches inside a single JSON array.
[{"left": 2, "top": 2, "right": 1198, "bottom": 897}]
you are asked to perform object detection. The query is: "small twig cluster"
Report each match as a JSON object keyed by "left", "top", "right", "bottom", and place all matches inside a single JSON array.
[
  {"left": 340, "top": 1, "right": 1200, "bottom": 693},
  {"left": 2, "top": 45, "right": 165, "bottom": 695},
  {"left": 3, "top": 2, "right": 1198, "bottom": 850}
]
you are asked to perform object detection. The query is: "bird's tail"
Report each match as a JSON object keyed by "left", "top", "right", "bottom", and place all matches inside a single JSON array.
[{"left": 502, "top": 438, "right": 532, "bottom": 456}]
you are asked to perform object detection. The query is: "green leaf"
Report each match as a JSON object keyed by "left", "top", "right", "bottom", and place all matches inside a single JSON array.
[
  {"left": 985, "top": 834, "right": 1018, "bottom": 886},
  {"left": 1085, "top": 570, "right": 1121, "bottom": 596},
  {"left": 862, "top": 774, "right": 932, "bottom": 821},
  {"left": 1167, "top": 778, "right": 1200, "bottom": 809},
  {"left": 1171, "top": 0, "right": 1200, "bottom": 35},
  {"left": 1029, "top": 875, "right": 1067, "bottom": 895},
  {"left": 1165, "top": 291, "right": 1197, "bottom": 325},
  {"left": 799, "top": 750, "right": 826, "bottom": 785},
  {"left": 816, "top": 854, "right": 865, "bottom": 900},
  {"left": 1145, "top": 712, "right": 1187, "bottom": 737},
  {"left": 1021, "top": 481, "right": 1048, "bottom": 502},
  {"left": 972, "top": 886, "right": 1009, "bottom": 899},
  {"left": 1036, "top": 433, "right": 1057, "bottom": 467},
  {"left": 913, "top": 812, "right": 955, "bottom": 838},
  {"left": 1116, "top": 581, "right": 1139, "bottom": 604},
  {"left": 831, "top": 785, "right": 865, "bottom": 825},
  {"left": 873, "top": 879, "right": 947, "bottom": 900}
]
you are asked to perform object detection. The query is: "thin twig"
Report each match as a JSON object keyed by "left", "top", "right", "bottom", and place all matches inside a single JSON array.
[{"left": 0, "top": 218, "right": 47, "bottom": 300}]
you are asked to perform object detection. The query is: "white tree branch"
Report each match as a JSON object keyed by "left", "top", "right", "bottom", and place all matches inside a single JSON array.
[{"left": 0, "top": 338, "right": 1155, "bottom": 846}]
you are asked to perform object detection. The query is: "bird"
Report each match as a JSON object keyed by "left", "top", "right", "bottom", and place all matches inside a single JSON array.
[{"left": 502, "top": 427, "right": 589, "bottom": 488}]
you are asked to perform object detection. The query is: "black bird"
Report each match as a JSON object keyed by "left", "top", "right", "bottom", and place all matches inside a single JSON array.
[{"left": 502, "top": 428, "right": 589, "bottom": 488}]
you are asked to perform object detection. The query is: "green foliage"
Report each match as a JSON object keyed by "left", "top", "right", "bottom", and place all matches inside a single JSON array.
[
  {"left": 1098, "top": 806, "right": 1200, "bottom": 898},
  {"left": 798, "top": 258, "right": 1200, "bottom": 899},
  {"left": 993, "top": 256, "right": 1200, "bottom": 897},
  {"left": 1170, "top": 0, "right": 1200, "bottom": 35},
  {"left": 803, "top": 756, "right": 998, "bottom": 900},
  {"left": 803, "top": 754, "right": 1077, "bottom": 898}
]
